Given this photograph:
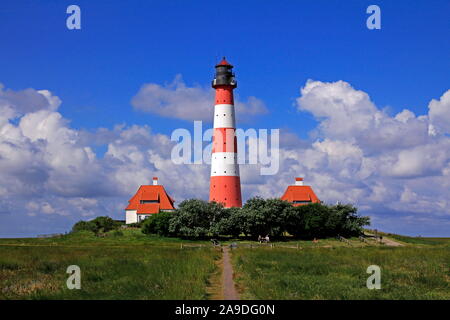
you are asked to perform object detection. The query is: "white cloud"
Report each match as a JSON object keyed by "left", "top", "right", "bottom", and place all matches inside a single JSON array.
[
  {"left": 428, "top": 90, "right": 450, "bottom": 135},
  {"left": 131, "top": 75, "right": 268, "bottom": 122},
  {"left": 297, "top": 79, "right": 378, "bottom": 138}
]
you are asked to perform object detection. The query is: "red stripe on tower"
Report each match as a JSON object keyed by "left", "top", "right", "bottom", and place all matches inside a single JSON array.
[{"left": 209, "top": 58, "right": 242, "bottom": 208}]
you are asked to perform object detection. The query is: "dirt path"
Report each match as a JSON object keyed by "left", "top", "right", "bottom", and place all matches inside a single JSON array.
[
  {"left": 222, "top": 247, "right": 239, "bottom": 300},
  {"left": 365, "top": 233, "right": 404, "bottom": 247},
  {"left": 381, "top": 237, "right": 404, "bottom": 247}
]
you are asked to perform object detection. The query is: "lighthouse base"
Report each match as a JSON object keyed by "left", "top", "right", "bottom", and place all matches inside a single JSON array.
[{"left": 209, "top": 176, "right": 242, "bottom": 208}]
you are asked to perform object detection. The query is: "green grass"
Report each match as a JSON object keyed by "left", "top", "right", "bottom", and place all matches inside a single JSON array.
[
  {"left": 0, "top": 230, "right": 220, "bottom": 299},
  {"left": 222, "top": 236, "right": 373, "bottom": 248},
  {"left": 364, "top": 230, "right": 450, "bottom": 247},
  {"left": 232, "top": 246, "right": 450, "bottom": 300},
  {"left": 385, "top": 234, "right": 450, "bottom": 246},
  {"left": 1, "top": 230, "right": 449, "bottom": 300},
  {"left": 0, "top": 229, "right": 211, "bottom": 247}
]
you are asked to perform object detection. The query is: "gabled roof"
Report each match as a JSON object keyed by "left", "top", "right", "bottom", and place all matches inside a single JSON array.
[
  {"left": 216, "top": 57, "right": 232, "bottom": 67},
  {"left": 125, "top": 185, "right": 175, "bottom": 214},
  {"left": 137, "top": 203, "right": 160, "bottom": 214},
  {"left": 281, "top": 185, "right": 320, "bottom": 206}
]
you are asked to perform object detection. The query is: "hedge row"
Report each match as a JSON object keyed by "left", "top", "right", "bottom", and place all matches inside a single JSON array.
[{"left": 142, "top": 197, "right": 370, "bottom": 239}]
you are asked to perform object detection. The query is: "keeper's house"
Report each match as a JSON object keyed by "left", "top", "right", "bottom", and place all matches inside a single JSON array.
[
  {"left": 281, "top": 177, "right": 320, "bottom": 206},
  {"left": 125, "top": 177, "right": 175, "bottom": 224}
]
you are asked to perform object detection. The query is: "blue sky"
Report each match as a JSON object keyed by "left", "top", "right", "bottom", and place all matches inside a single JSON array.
[{"left": 0, "top": 0, "right": 449, "bottom": 237}]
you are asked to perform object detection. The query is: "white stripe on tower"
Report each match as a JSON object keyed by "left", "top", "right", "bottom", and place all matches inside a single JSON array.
[{"left": 214, "top": 104, "right": 236, "bottom": 128}]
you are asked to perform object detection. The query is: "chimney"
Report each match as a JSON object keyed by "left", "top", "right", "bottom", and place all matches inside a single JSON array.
[
  {"left": 153, "top": 177, "right": 158, "bottom": 185},
  {"left": 295, "top": 177, "right": 304, "bottom": 186}
]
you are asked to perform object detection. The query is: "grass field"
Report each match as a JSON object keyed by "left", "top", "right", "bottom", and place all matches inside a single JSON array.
[
  {"left": 382, "top": 234, "right": 450, "bottom": 246},
  {"left": 1, "top": 230, "right": 449, "bottom": 300},
  {"left": 231, "top": 245, "right": 450, "bottom": 300},
  {"left": 0, "top": 230, "right": 220, "bottom": 299}
]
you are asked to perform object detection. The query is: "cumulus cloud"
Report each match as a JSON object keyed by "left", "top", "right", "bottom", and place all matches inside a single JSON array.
[
  {"left": 0, "top": 84, "right": 60, "bottom": 124},
  {"left": 428, "top": 90, "right": 450, "bottom": 135},
  {"left": 0, "top": 89, "right": 120, "bottom": 206},
  {"left": 131, "top": 75, "right": 268, "bottom": 122}
]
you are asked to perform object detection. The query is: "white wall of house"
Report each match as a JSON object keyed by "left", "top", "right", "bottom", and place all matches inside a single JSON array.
[{"left": 125, "top": 210, "right": 138, "bottom": 224}]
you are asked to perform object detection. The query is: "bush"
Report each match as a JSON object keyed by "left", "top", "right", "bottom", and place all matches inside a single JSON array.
[
  {"left": 111, "top": 230, "right": 124, "bottom": 237},
  {"left": 285, "top": 203, "right": 369, "bottom": 239},
  {"left": 72, "top": 220, "right": 96, "bottom": 233},
  {"left": 127, "top": 221, "right": 143, "bottom": 228},
  {"left": 242, "top": 197, "right": 292, "bottom": 237},
  {"left": 330, "top": 203, "right": 370, "bottom": 237},
  {"left": 169, "top": 199, "right": 224, "bottom": 238},
  {"left": 141, "top": 212, "right": 175, "bottom": 236},
  {"left": 213, "top": 207, "right": 244, "bottom": 238},
  {"left": 71, "top": 216, "right": 121, "bottom": 235},
  {"left": 164, "top": 197, "right": 369, "bottom": 239}
]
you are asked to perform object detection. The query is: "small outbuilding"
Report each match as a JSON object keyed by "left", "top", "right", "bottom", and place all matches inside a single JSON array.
[
  {"left": 125, "top": 177, "right": 175, "bottom": 224},
  {"left": 281, "top": 177, "right": 320, "bottom": 206}
]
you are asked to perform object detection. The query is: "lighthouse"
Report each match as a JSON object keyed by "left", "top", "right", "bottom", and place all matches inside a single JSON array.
[{"left": 209, "top": 58, "right": 242, "bottom": 207}]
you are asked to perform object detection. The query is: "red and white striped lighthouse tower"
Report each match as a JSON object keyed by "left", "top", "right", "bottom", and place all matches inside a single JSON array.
[{"left": 209, "top": 58, "right": 242, "bottom": 207}]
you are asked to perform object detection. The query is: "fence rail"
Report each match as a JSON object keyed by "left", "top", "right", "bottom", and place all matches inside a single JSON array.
[{"left": 337, "top": 235, "right": 352, "bottom": 246}]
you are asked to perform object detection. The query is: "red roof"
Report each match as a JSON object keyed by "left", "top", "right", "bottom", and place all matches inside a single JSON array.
[
  {"left": 216, "top": 57, "right": 232, "bottom": 67},
  {"left": 281, "top": 185, "right": 320, "bottom": 206},
  {"left": 136, "top": 203, "right": 160, "bottom": 214},
  {"left": 125, "top": 185, "right": 175, "bottom": 214}
]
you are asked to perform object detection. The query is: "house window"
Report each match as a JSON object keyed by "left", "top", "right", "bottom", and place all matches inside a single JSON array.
[
  {"left": 292, "top": 200, "right": 311, "bottom": 204},
  {"left": 138, "top": 215, "right": 149, "bottom": 222},
  {"left": 140, "top": 200, "right": 158, "bottom": 204}
]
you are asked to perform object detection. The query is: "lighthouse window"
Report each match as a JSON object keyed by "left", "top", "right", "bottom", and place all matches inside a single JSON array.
[{"left": 224, "top": 171, "right": 226, "bottom": 173}]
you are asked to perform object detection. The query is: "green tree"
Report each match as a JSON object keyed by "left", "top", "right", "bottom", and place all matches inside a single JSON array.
[
  {"left": 284, "top": 203, "right": 370, "bottom": 239},
  {"left": 213, "top": 207, "right": 244, "bottom": 237},
  {"left": 141, "top": 212, "right": 175, "bottom": 236},
  {"left": 329, "top": 204, "right": 370, "bottom": 237},
  {"left": 242, "top": 197, "right": 292, "bottom": 238},
  {"left": 169, "top": 199, "right": 224, "bottom": 238}
]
